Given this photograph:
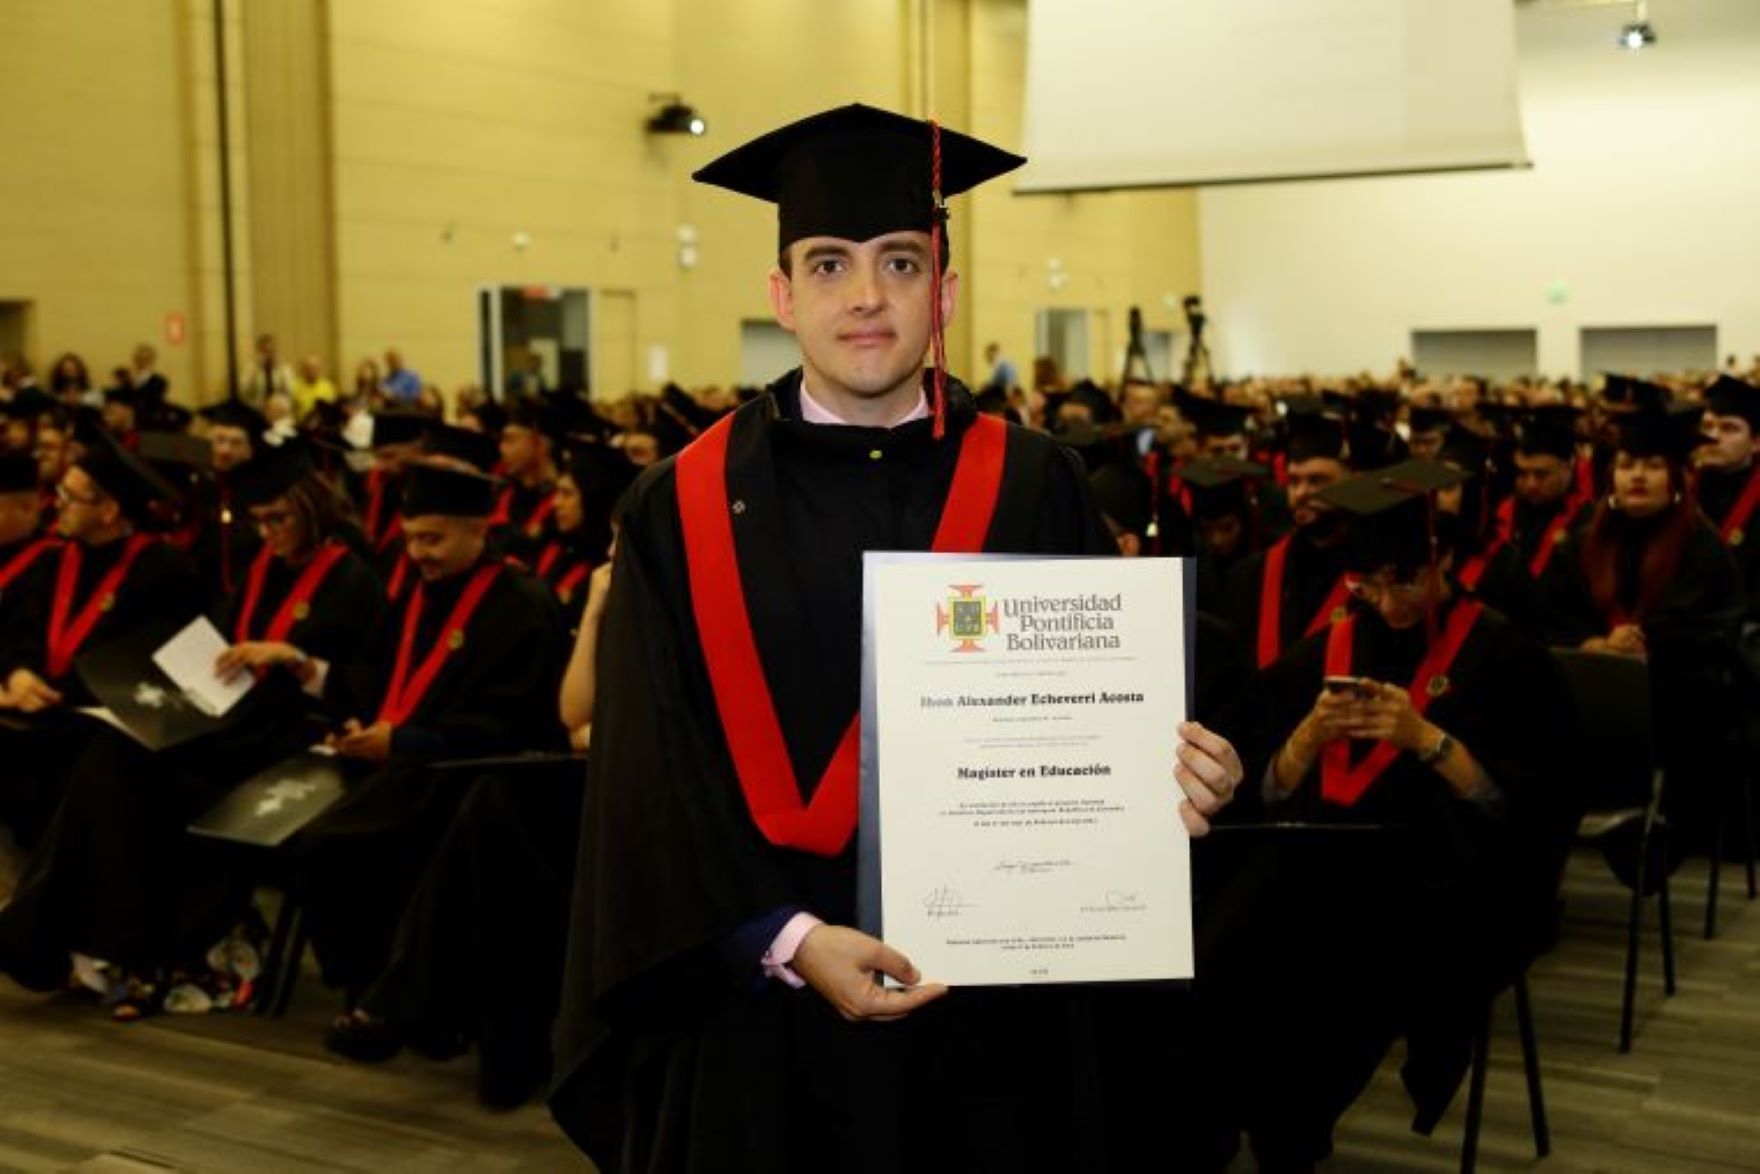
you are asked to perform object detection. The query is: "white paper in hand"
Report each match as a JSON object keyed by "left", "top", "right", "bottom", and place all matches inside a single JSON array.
[{"left": 152, "top": 616, "right": 254, "bottom": 718}]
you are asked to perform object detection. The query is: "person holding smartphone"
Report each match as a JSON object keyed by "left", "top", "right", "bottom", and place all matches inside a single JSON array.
[{"left": 1203, "top": 460, "right": 1577, "bottom": 1170}]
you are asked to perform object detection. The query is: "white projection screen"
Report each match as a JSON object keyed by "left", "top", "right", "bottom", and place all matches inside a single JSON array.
[{"left": 1018, "top": 0, "right": 1529, "bottom": 193}]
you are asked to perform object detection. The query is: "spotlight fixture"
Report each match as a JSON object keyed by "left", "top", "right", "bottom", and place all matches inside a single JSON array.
[
  {"left": 1618, "top": 1, "right": 1656, "bottom": 50},
  {"left": 647, "top": 93, "right": 707, "bottom": 137}
]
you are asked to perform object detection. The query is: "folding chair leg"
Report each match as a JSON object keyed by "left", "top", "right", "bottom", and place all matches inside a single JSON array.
[
  {"left": 1514, "top": 973, "right": 1550, "bottom": 1158},
  {"left": 1621, "top": 823, "right": 1647, "bottom": 1053},
  {"left": 271, "top": 907, "right": 308, "bottom": 1018},
  {"left": 257, "top": 895, "right": 295, "bottom": 1015},
  {"left": 1744, "top": 773, "right": 1757, "bottom": 901},
  {"left": 1706, "top": 807, "right": 1724, "bottom": 941},
  {"left": 1658, "top": 852, "right": 1677, "bottom": 998},
  {"left": 1460, "top": 1005, "right": 1492, "bottom": 1174}
]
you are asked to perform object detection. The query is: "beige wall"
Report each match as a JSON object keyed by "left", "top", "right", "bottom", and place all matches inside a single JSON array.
[{"left": 1, "top": 0, "right": 1201, "bottom": 405}]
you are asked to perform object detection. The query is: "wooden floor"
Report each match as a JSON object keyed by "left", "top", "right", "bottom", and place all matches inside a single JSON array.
[{"left": 0, "top": 848, "right": 1756, "bottom": 1172}]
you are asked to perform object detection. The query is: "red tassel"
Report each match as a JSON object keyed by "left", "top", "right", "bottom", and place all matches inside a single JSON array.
[{"left": 929, "top": 118, "right": 948, "bottom": 440}]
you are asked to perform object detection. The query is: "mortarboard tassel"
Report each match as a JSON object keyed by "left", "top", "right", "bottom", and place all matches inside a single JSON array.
[{"left": 929, "top": 118, "right": 948, "bottom": 440}]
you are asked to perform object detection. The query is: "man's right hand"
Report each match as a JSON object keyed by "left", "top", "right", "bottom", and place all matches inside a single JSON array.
[
  {"left": 4, "top": 669, "right": 62, "bottom": 713},
  {"left": 791, "top": 924, "right": 948, "bottom": 1023}
]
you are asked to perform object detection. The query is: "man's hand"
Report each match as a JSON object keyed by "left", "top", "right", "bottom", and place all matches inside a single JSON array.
[
  {"left": 1175, "top": 721, "right": 1242, "bottom": 835},
  {"left": 791, "top": 924, "right": 948, "bottom": 1023},
  {"left": 214, "top": 641, "right": 301, "bottom": 680},
  {"left": 4, "top": 668, "right": 62, "bottom": 713},
  {"left": 331, "top": 718, "right": 393, "bottom": 762},
  {"left": 1607, "top": 624, "right": 1647, "bottom": 658},
  {"left": 1336, "top": 680, "right": 1431, "bottom": 752}
]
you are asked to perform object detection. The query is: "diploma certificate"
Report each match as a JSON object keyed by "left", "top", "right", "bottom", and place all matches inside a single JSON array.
[{"left": 859, "top": 554, "right": 1193, "bottom": 986}]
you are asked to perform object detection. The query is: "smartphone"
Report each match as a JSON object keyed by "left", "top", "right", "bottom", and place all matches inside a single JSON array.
[{"left": 1323, "top": 675, "right": 1373, "bottom": 698}]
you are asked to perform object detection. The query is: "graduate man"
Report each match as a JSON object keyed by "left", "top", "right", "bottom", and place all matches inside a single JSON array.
[
  {"left": 0, "top": 452, "right": 56, "bottom": 653},
  {"left": 1697, "top": 374, "right": 1760, "bottom": 623},
  {"left": 296, "top": 461, "right": 567, "bottom": 1001},
  {"left": 549, "top": 104, "right": 1244, "bottom": 1174}
]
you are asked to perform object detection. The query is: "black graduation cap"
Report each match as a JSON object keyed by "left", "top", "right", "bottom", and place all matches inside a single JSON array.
[
  {"left": 1317, "top": 460, "right": 1471, "bottom": 575},
  {"left": 1704, "top": 374, "right": 1760, "bottom": 429},
  {"left": 1409, "top": 405, "right": 1453, "bottom": 435},
  {"left": 565, "top": 441, "right": 639, "bottom": 506},
  {"left": 1348, "top": 419, "right": 1408, "bottom": 470},
  {"left": 1352, "top": 388, "right": 1402, "bottom": 425},
  {"left": 399, "top": 461, "right": 498, "bottom": 519},
  {"left": 136, "top": 430, "right": 212, "bottom": 472},
  {"left": 1088, "top": 461, "right": 1153, "bottom": 538},
  {"left": 74, "top": 431, "right": 178, "bottom": 525},
  {"left": 231, "top": 435, "right": 316, "bottom": 507},
  {"left": 692, "top": 103, "right": 1025, "bottom": 251},
  {"left": 1177, "top": 391, "right": 1250, "bottom": 439},
  {"left": 369, "top": 410, "right": 427, "bottom": 450},
  {"left": 1180, "top": 455, "right": 1268, "bottom": 519},
  {"left": 0, "top": 451, "right": 37, "bottom": 494},
  {"left": 103, "top": 384, "right": 145, "bottom": 409},
  {"left": 1602, "top": 374, "right": 1670, "bottom": 413},
  {"left": 1517, "top": 405, "right": 1580, "bottom": 461},
  {"left": 1, "top": 387, "right": 55, "bottom": 421},
  {"left": 1613, "top": 403, "right": 1712, "bottom": 463},
  {"left": 1475, "top": 400, "right": 1519, "bottom": 433},
  {"left": 420, "top": 422, "right": 500, "bottom": 474},
  {"left": 68, "top": 405, "right": 106, "bottom": 447},
  {"left": 462, "top": 397, "right": 508, "bottom": 437},
  {"left": 199, "top": 399, "right": 269, "bottom": 437},
  {"left": 1060, "top": 380, "right": 1116, "bottom": 425},
  {"left": 1287, "top": 412, "right": 1349, "bottom": 464},
  {"left": 1437, "top": 425, "right": 1490, "bottom": 473},
  {"left": 504, "top": 395, "right": 564, "bottom": 440},
  {"left": 1279, "top": 393, "right": 1326, "bottom": 419}
]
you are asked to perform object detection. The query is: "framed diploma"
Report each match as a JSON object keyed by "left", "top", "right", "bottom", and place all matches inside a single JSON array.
[{"left": 859, "top": 553, "right": 1193, "bottom": 987}]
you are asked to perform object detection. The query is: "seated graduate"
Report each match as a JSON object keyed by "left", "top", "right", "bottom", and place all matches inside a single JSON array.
[
  {"left": 489, "top": 396, "right": 562, "bottom": 561},
  {"left": 531, "top": 445, "right": 637, "bottom": 629},
  {"left": 1182, "top": 455, "right": 1271, "bottom": 611},
  {"left": 0, "top": 433, "right": 198, "bottom": 848},
  {"left": 186, "top": 399, "right": 269, "bottom": 605},
  {"left": 548, "top": 104, "right": 1244, "bottom": 1174},
  {"left": 1696, "top": 375, "right": 1760, "bottom": 628},
  {"left": 0, "top": 451, "right": 56, "bottom": 646},
  {"left": 1437, "top": 426, "right": 1540, "bottom": 633},
  {"left": 296, "top": 461, "right": 568, "bottom": 1004},
  {"left": 1497, "top": 405, "right": 1596, "bottom": 584},
  {"left": 1221, "top": 412, "right": 1357, "bottom": 670},
  {"left": 0, "top": 434, "right": 385, "bottom": 1002},
  {"left": 350, "top": 409, "right": 426, "bottom": 560},
  {"left": 1211, "top": 461, "right": 1576, "bottom": 1170},
  {"left": 1540, "top": 403, "right": 1743, "bottom": 850},
  {"left": 321, "top": 520, "right": 617, "bottom": 1107}
]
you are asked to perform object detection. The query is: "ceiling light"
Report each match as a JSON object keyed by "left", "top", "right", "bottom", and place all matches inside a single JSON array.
[{"left": 1618, "top": 20, "right": 1655, "bottom": 49}]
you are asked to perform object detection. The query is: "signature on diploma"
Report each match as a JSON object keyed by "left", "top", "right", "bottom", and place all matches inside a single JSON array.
[
  {"left": 922, "top": 886, "right": 975, "bottom": 919},
  {"left": 1081, "top": 891, "right": 1147, "bottom": 914},
  {"left": 992, "top": 858, "right": 1073, "bottom": 877}
]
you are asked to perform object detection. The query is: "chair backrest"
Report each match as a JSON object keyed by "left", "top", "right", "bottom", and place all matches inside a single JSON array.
[{"left": 1549, "top": 648, "right": 1656, "bottom": 813}]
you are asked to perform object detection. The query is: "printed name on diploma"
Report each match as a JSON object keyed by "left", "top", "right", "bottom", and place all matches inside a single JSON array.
[{"left": 920, "top": 690, "right": 1147, "bottom": 708}]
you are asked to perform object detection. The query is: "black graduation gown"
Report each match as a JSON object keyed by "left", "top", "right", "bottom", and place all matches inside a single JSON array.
[
  {"left": 1695, "top": 465, "right": 1760, "bottom": 625},
  {"left": 1506, "top": 495, "right": 1587, "bottom": 577},
  {"left": 1219, "top": 526, "right": 1350, "bottom": 669},
  {"left": 1539, "top": 513, "right": 1743, "bottom": 833},
  {"left": 0, "top": 545, "right": 386, "bottom": 981},
  {"left": 358, "top": 764, "right": 584, "bottom": 1106},
  {"left": 0, "top": 536, "right": 199, "bottom": 847},
  {"left": 492, "top": 478, "right": 559, "bottom": 563},
  {"left": 549, "top": 372, "right": 1233, "bottom": 1174},
  {"left": 532, "top": 528, "right": 596, "bottom": 632},
  {"left": 1459, "top": 539, "right": 1539, "bottom": 635},
  {"left": 296, "top": 557, "right": 567, "bottom": 996},
  {"left": 1207, "top": 599, "right": 1577, "bottom": 1165},
  {"left": 0, "top": 532, "right": 58, "bottom": 665},
  {"left": 186, "top": 475, "right": 263, "bottom": 608}
]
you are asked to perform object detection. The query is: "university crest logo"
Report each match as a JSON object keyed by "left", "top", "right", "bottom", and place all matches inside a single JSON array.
[{"left": 934, "top": 583, "right": 1000, "bottom": 653}]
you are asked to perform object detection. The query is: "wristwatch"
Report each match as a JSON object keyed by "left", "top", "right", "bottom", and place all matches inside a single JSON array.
[{"left": 1417, "top": 730, "right": 1454, "bottom": 767}]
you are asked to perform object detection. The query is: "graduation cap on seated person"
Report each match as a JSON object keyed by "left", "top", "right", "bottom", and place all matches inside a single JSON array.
[
  {"left": 1286, "top": 412, "right": 1350, "bottom": 465},
  {"left": 0, "top": 451, "right": 37, "bottom": 495},
  {"left": 1180, "top": 455, "right": 1268, "bottom": 520},
  {"left": 693, "top": 103, "right": 1025, "bottom": 439},
  {"left": 1613, "top": 403, "right": 1713, "bottom": 464},
  {"left": 399, "top": 461, "right": 498, "bottom": 519},
  {"left": 1, "top": 386, "right": 55, "bottom": 423},
  {"left": 1517, "top": 405, "right": 1582, "bottom": 461},
  {"left": 229, "top": 434, "right": 317, "bottom": 507},
  {"left": 198, "top": 399, "right": 269, "bottom": 437},
  {"left": 1437, "top": 426, "right": 1491, "bottom": 475},
  {"left": 73, "top": 429, "right": 179, "bottom": 527},
  {"left": 1317, "top": 459, "right": 1472, "bottom": 580},
  {"left": 1176, "top": 390, "right": 1252, "bottom": 441},
  {"left": 419, "top": 422, "right": 500, "bottom": 474},
  {"left": 1087, "top": 459, "right": 1153, "bottom": 539},
  {"left": 368, "top": 410, "right": 427, "bottom": 451},
  {"left": 1408, "top": 405, "right": 1453, "bottom": 436},
  {"left": 1601, "top": 374, "right": 1670, "bottom": 413},
  {"left": 1704, "top": 374, "right": 1760, "bottom": 430}
]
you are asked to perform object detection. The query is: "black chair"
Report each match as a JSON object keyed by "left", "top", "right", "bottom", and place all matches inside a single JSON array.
[
  {"left": 1703, "top": 652, "right": 1760, "bottom": 940},
  {"left": 243, "top": 750, "right": 588, "bottom": 1017},
  {"left": 1458, "top": 970, "right": 1549, "bottom": 1174},
  {"left": 1551, "top": 648, "right": 1675, "bottom": 1053}
]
